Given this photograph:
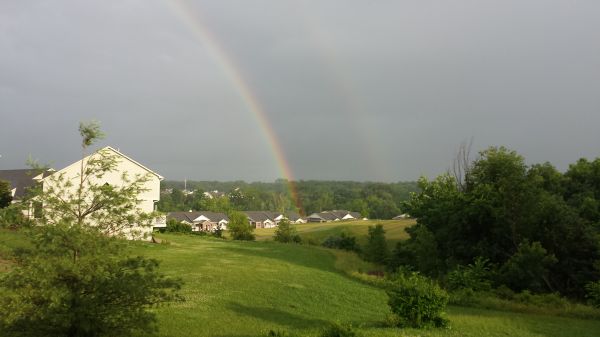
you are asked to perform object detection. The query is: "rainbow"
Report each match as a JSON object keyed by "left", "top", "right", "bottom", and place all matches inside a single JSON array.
[{"left": 164, "top": 0, "right": 302, "bottom": 211}]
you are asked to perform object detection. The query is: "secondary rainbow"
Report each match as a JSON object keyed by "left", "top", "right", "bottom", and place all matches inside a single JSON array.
[{"left": 165, "top": 0, "right": 302, "bottom": 210}]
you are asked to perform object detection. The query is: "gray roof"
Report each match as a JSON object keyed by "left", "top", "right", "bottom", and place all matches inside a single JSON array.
[
  {"left": 285, "top": 211, "right": 304, "bottom": 221},
  {"left": 0, "top": 169, "right": 46, "bottom": 199},
  {"left": 349, "top": 212, "right": 362, "bottom": 219},
  {"left": 167, "top": 211, "right": 228, "bottom": 223},
  {"left": 243, "top": 211, "right": 275, "bottom": 222},
  {"left": 196, "top": 211, "right": 229, "bottom": 222}
]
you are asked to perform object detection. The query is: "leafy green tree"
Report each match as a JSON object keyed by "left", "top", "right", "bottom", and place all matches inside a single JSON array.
[
  {"left": 227, "top": 210, "right": 255, "bottom": 241},
  {"left": 0, "top": 222, "right": 181, "bottom": 337},
  {"left": 402, "top": 146, "right": 600, "bottom": 297},
  {"left": 273, "top": 219, "right": 301, "bottom": 243},
  {"left": 364, "top": 224, "right": 388, "bottom": 264},
  {"left": 0, "top": 179, "right": 11, "bottom": 209}
]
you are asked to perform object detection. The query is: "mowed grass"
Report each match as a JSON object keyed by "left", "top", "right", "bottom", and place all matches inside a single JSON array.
[
  {"left": 2, "top": 229, "right": 600, "bottom": 336},
  {"left": 254, "top": 219, "right": 415, "bottom": 246},
  {"left": 130, "top": 234, "right": 600, "bottom": 337}
]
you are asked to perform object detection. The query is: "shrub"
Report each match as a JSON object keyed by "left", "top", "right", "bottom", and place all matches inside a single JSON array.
[
  {"left": 386, "top": 272, "right": 449, "bottom": 328},
  {"left": 363, "top": 224, "right": 388, "bottom": 264},
  {"left": 227, "top": 211, "right": 255, "bottom": 241},
  {"left": 585, "top": 281, "right": 600, "bottom": 308},
  {"left": 499, "top": 241, "right": 557, "bottom": 292},
  {"left": 273, "top": 219, "right": 301, "bottom": 243},
  {"left": 0, "top": 207, "right": 34, "bottom": 230},
  {"left": 447, "top": 257, "right": 492, "bottom": 291},
  {"left": 165, "top": 218, "right": 192, "bottom": 233},
  {"left": 212, "top": 224, "right": 224, "bottom": 238},
  {"left": 319, "top": 322, "right": 359, "bottom": 337},
  {"left": 322, "top": 232, "right": 360, "bottom": 252}
]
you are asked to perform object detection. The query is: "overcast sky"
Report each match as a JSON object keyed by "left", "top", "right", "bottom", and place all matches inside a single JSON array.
[{"left": 1, "top": 1, "right": 599, "bottom": 182}]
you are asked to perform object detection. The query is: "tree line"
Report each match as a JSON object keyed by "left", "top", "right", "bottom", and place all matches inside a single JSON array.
[
  {"left": 393, "top": 146, "right": 600, "bottom": 299},
  {"left": 158, "top": 179, "right": 418, "bottom": 219}
]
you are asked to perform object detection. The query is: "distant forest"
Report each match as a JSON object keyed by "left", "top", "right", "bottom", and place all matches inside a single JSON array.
[{"left": 158, "top": 180, "right": 419, "bottom": 219}]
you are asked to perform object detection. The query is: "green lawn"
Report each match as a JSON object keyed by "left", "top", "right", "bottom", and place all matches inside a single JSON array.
[
  {"left": 254, "top": 219, "right": 415, "bottom": 246},
  {"left": 132, "top": 234, "right": 600, "bottom": 337},
  {"left": 2, "top": 229, "right": 600, "bottom": 337}
]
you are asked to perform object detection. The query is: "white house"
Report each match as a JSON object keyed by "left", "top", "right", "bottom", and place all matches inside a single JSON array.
[
  {"left": 40, "top": 146, "right": 164, "bottom": 238},
  {"left": 167, "top": 211, "right": 229, "bottom": 232}
]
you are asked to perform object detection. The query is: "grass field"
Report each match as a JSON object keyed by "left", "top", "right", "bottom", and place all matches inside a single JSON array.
[
  {"left": 253, "top": 219, "right": 415, "bottom": 246},
  {"left": 2, "top": 229, "right": 600, "bottom": 337},
  {"left": 134, "top": 234, "right": 600, "bottom": 337}
]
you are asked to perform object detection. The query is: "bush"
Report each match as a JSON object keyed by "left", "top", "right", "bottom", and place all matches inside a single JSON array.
[
  {"left": 165, "top": 219, "right": 192, "bottom": 233},
  {"left": 319, "top": 322, "right": 359, "bottom": 337},
  {"left": 322, "top": 232, "right": 360, "bottom": 252},
  {"left": 585, "top": 281, "right": 600, "bottom": 308},
  {"left": 363, "top": 224, "right": 388, "bottom": 264},
  {"left": 386, "top": 272, "right": 449, "bottom": 328},
  {"left": 447, "top": 257, "right": 492, "bottom": 291},
  {"left": 0, "top": 207, "right": 34, "bottom": 230},
  {"left": 499, "top": 241, "right": 557, "bottom": 292},
  {"left": 227, "top": 211, "right": 255, "bottom": 241},
  {"left": 273, "top": 220, "right": 301, "bottom": 243}
]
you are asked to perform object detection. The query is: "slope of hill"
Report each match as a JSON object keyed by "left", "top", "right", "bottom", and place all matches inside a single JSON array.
[
  {"left": 133, "top": 234, "right": 600, "bottom": 337},
  {"left": 2, "top": 229, "right": 600, "bottom": 336},
  {"left": 254, "top": 219, "right": 415, "bottom": 245}
]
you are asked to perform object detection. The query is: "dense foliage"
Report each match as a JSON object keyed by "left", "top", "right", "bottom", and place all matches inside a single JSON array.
[
  {"left": 227, "top": 210, "right": 255, "bottom": 241},
  {"left": 322, "top": 232, "right": 361, "bottom": 252},
  {"left": 363, "top": 224, "right": 388, "bottom": 264},
  {"left": 0, "top": 180, "right": 11, "bottom": 208},
  {"left": 401, "top": 147, "right": 600, "bottom": 298},
  {"left": 386, "top": 272, "right": 449, "bottom": 328},
  {"left": 165, "top": 218, "right": 192, "bottom": 233},
  {"left": 0, "top": 223, "right": 182, "bottom": 337},
  {"left": 273, "top": 219, "right": 301, "bottom": 243},
  {"left": 158, "top": 180, "right": 417, "bottom": 219}
]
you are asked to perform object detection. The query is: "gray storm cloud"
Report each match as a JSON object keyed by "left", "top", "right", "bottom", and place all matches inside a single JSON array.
[{"left": 1, "top": 0, "right": 599, "bottom": 181}]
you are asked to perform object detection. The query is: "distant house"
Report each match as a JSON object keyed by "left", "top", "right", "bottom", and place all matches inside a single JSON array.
[
  {"left": 306, "top": 210, "right": 363, "bottom": 223},
  {"left": 167, "top": 211, "right": 229, "bottom": 232},
  {"left": 203, "top": 190, "right": 226, "bottom": 199},
  {"left": 0, "top": 169, "right": 49, "bottom": 202},
  {"left": 244, "top": 211, "right": 277, "bottom": 229},
  {"left": 286, "top": 211, "right": 307, "bottom": 224}
]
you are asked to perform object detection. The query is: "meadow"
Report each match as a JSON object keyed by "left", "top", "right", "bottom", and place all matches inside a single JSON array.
[
  {"left": 2, "top": 228, "right": 600, "bottom": 336},
  {"left": 253, "top": 219, "right": 415, "bottom": 245},
  {"left": 135, "top": 233, "right": 600, "bottom": 337}
]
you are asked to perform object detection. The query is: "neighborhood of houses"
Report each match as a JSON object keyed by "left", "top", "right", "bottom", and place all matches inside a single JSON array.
[
  {"left": 1, "top": 146, "right": 409, "bottom": 237},
  {"left": 165, "top": 209, "right": 366, "bottom": 232}
]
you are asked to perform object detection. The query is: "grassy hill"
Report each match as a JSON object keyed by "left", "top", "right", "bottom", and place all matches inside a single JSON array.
[
  {"left": 135, "top": 234, "right": 600, "bottom": 337},
  {"left": 2, "top": 229, "right": 600, "bottom": 336},
  {"left": 253, "top": 219, "right": 415, "bottom": 246}
]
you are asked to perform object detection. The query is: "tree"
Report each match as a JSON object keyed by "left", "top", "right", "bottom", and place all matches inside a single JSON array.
[
  {"left": 0, "top": 122, "right": 182, "bottom": 336},
  {"left": 227, "top": 210, "right": 255, "bottom": 241},
  {"left": 402, "top": 146, "right": 600, "bottom": 297},
  {"left": 364, "top": 224, "right": 388, "bottom": 264},
  {"left": 0, "top": 222, "right": 181, "bottom": 337},
  {"left": 273, "top": 219, "right": 301, "bottom": 243},
  {"left": 0, "top": 179, "right": 12, "bottom": 209},
  {"left": 35, "top": 121, "right": 157, "bottom": 238}
]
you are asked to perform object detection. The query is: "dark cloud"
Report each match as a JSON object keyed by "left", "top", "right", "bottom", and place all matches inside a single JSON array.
[{"left": 1, "top": 0, "right": 599, "bottom": 181}]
